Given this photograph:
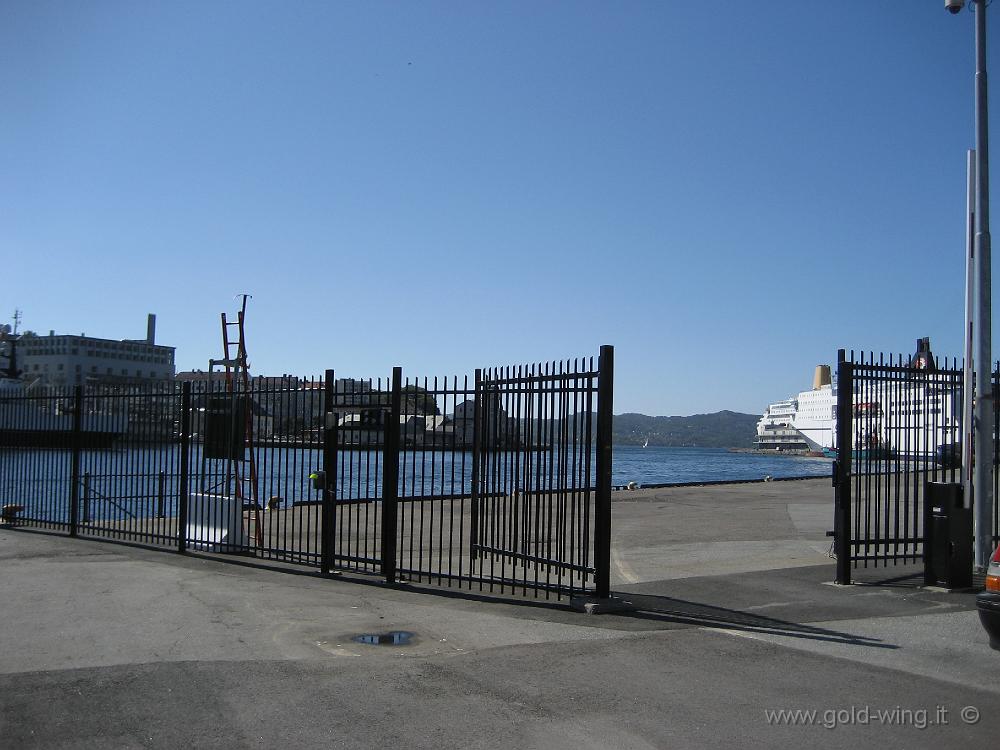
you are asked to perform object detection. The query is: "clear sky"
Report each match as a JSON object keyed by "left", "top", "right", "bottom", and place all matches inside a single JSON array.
[{"left": 1, "top": 1, "right": 995, "bottom": 416}]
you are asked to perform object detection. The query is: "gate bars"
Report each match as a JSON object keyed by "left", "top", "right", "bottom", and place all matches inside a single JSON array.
[
  {"left": 318, "top": 347, "right": 613, "bottom": 598},
  {"left": 833, "top": 348, "right": 1000, "bottom": 584},
  {"left": 0, "top": 347, "right": 614, "bottom": 600}
]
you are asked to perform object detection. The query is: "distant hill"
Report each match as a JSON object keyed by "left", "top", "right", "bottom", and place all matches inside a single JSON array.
[{"left": 613, "top": 410, "right": 759, "bottom": 448}]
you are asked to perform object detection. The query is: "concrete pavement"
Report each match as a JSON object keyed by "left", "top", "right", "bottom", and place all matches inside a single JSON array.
[{"left": 1, "top": 478, "right": 997, "bottom": 748}]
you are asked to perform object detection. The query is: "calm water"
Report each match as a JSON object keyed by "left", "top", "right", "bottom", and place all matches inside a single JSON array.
[
  {"left": 613, "top": 445, "right": 832, "bottom": 486},
  {"left": 1, "top": 444, "right": 831, "bottom": 522}
]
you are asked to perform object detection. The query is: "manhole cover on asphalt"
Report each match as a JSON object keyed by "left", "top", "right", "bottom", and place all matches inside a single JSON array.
[{"left": 352, "top": 631, "right": 415, "bottom": 646}]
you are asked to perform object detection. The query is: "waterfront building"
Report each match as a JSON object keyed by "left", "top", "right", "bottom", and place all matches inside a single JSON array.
[{"left": 17, "top": 314, "right": 175, "bottom": 386}]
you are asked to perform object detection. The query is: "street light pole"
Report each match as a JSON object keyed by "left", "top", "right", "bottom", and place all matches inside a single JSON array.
[
  {"left": 971, "top": 0, "right": 994, "bottom": 570},
  {"left": 963, "top": 148, "right": 975, "bottom": 519}
]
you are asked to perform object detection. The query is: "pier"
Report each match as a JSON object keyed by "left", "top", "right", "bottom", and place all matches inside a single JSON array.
[{"left": 1, "top": 477, "right": 993, "bottom": 748}]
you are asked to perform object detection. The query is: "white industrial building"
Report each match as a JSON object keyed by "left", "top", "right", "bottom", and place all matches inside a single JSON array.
[{"left": 17, "top": 314, "right": 176, "bottom": 386}]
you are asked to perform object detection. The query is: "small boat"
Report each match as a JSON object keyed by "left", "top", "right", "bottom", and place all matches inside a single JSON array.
[{"left": 642, "top": 437, "right": 649, "bottom": 448}]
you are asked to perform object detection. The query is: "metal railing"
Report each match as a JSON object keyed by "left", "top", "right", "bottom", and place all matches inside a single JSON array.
[
  {"left": 832, "top": 348, "right": 1000, "bottom": 584},
  {"left": 0, "top": 348, "right": 614, "bottom": 600}
]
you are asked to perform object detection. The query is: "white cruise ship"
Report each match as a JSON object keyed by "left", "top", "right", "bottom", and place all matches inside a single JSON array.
[
  {"left": 756, "top": 339, "right": 962, "bottom": 459},
  {"left": 756, "top": 365, "right": 835, "bottom": 453}
]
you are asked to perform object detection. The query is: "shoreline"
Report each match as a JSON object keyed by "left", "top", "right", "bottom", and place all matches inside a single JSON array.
[
  {"left": 727, "top": 447, "right": 831, "bottom": 458},
  {"left": 612, "top": 473, "right": 825, "bottom": 492}
]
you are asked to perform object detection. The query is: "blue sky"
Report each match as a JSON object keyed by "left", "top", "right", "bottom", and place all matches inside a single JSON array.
[{"left": 1, "top": 1, "right": 994, "bottom": 415}]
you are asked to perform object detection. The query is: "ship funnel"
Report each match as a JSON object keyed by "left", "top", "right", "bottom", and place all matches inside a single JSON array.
[{"left": 813, "top": 365, "right": 832, "bottom": 390}]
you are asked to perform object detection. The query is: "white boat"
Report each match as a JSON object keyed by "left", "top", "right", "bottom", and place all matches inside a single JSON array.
[
  {"left": 0, "top": 336, "right": 128, "bottom": 448},
  {"left": 755, "top": 339, "right": 960, "bottom": 460},
  {"left": 755, "top": 365, "right": 835, "bottom": 453}
]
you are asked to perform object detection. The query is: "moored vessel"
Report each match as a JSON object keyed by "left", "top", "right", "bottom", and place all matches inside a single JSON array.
[
  {"left": 755, "top": 339, "right": 960, "bottom": 461},
  {"left": 0, "top": 331, "right": 127, "bottom": 449}
]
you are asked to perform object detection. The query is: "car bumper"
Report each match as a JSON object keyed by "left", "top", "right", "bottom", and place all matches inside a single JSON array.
[{"left": 977, "top": 591, "right": 1000, "bottom": 649}]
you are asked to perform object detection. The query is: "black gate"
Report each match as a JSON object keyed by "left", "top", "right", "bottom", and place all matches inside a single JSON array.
[
  {"left": 1, "top": 347, "right": 614, "bottom": 601},
  {"left": 465, "top": 354, "right": 611, "bottom": 597},
  {"left": 318, "top": 347, "right": 613, "bottom": 598},
  {"left": 832, "top": 346, "right": 1000, "bottom": 583}
]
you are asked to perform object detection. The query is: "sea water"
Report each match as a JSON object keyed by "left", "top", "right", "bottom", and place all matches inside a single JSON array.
[
  {"left": 0, "top": 445, "right": 832, "bottom": 522},
  {"left": 612, "top": 445, "right": 832, "bottom": 486}
]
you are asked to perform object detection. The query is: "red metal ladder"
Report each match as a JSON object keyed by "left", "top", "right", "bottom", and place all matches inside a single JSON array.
[{"left": 213, "top": 294, "right": 263, "bottom": 547}]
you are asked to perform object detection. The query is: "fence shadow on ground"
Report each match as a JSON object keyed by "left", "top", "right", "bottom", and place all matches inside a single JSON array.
[
  {"left": 849, "top": 570, "right": 925, "bottom": 588},
  {"left": 617, "top": 592, "right": 897, "bottom": 649},
  {"left": 848, "top": 558, "right": 926, "bottom": 588}
]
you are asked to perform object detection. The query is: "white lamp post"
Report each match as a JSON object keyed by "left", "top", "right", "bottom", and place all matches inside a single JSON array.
[{"left": 950, "top": 0, "right": 994, "bottom": 570}]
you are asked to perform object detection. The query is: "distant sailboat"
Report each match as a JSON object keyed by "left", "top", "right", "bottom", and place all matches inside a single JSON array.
[{"left": 642, "top": 437, "right": 649, "bottom": 448}]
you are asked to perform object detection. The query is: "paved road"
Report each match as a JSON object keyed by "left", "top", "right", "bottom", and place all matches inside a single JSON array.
[{"left": 1, "top": 478, "right": 996, "bottom": 748}]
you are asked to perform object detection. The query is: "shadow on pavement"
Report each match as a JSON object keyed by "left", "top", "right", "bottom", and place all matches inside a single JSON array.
[
  {"left": 849, "top": 562, "right": 925, "bottom": 588},
  {"left": 618, "top": 592, "right": 897, "bottom": 649}
]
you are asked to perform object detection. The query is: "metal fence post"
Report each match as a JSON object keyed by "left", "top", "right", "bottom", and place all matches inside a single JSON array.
[
  {"left": 834, "top": 351, "right": 853, "bottom": 585},
  {"left": 594, "top": 345, "right": 614, "bottom": 599},
  {"left": 178, "top": 381, "right": 191, "bottom": 553},
  {"left": 381, "top": 367, "right": 402, "bottom": 583},
  {"left": 82, "top": 472, "right": 91, "bottom": 524},
  {"left": 157, "top": 470, "right": 166, "bottom": 519},
  {"left": 69, "top": 385, "right": 83, "bottom": 537},
  {"left": 470, "top": 368, "right": 483, "bottom": 558},
  {"left": 321, "top": 369, "right": 338, "bottom": 575}
]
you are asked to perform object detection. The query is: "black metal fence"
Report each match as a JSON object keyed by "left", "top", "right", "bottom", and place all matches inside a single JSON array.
[
  {"left": 0, "top": 347, "right": 613, "bottom": 599},
  {"left": 833, "top": 348, "right": 1000, "bottom": 583}
]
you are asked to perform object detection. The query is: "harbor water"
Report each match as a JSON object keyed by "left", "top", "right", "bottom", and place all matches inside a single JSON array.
[
  {"left": 1, "top": 444, "right": 832, "bottom": 522},
  {"left": 613, "top": 445, "right": 832, "bottom": 486}
]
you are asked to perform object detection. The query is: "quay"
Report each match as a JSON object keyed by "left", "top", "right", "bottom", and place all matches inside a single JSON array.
[{"left": 1, "top": 477, "right": 994, "bottom": 748}]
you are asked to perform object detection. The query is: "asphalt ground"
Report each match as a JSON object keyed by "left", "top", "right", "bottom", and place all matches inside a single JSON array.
[{"left": 1, "top": 478, "right": 996, "bottom": 749}]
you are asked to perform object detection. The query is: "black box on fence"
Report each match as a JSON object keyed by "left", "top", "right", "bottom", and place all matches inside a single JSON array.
[
  {"left": 204, "top": 395, "right": 248, "bottom": 461},
  {"left": 923, "top": 481, "right": 973, "bottom": 589}
]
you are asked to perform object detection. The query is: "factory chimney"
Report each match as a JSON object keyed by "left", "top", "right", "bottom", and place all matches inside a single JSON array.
[{"left": 146, "top": 314, "right": 156, "bottom": 345}]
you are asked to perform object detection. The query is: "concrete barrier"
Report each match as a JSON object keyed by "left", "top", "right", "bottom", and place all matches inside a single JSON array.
[{"left": 185, "top": 493, "right": 247, "bottom": 552}]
